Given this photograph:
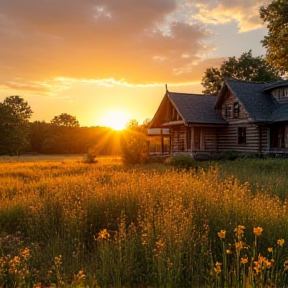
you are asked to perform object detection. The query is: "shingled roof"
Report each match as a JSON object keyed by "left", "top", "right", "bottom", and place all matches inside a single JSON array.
[
  {"left": 168, "top": 92, "right": 227, "bottom": 124},
  {"left": 220, "top": 78, "right": 288, "bottom": 122}
]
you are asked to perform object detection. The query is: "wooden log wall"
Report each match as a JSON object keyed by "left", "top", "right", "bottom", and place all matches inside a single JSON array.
[
  {"left": 203, "top": 128, "right": 218, "bottom": 151},
  {"left": 221, "top": 91, "right": 249, "bottom": 120},
  {"left": 218, "top": 125, "right": 264, "bottom": 153},
  {"left": 170, "top": 126, "right": 186, "bottom": 152}
]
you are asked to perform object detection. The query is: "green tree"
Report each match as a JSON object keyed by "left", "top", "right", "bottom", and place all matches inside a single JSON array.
[
  {"left": 201, "top": 50, "right": 282, "bottom": 95},
  {"left": 51, "top": 113, "right": 80, "bottom": 127},
  {"left": 121, "top": 119, "right": 149, "bottom": 164},
  {"left": 260, "top": 0, "right": 288, "bottom": 73},
  {"left": 0, "top": 96, "right": 33, "bottom": 155}
]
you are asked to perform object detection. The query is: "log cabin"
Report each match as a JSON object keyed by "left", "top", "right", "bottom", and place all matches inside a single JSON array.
[{"left": 148, "top": 78, "right": 288, "bottom": 157}]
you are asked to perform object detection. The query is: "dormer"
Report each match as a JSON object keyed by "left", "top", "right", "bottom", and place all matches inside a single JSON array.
[{"left": 262, "top": 80, "right": 288, "bottom": 105}]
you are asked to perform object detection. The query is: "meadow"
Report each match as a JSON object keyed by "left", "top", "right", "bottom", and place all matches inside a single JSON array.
[{"left": 0, "top": 155, "right": 288, "bottom": 288}]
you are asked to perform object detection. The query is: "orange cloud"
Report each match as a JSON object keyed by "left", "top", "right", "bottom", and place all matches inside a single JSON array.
[{"left": 0, "top": 0, "right": 268, "bottom": 97}]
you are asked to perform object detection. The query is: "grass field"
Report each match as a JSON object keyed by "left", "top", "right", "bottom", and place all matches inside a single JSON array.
[{"left": 0, "top": 155, "right": 287, "bottom": 287}]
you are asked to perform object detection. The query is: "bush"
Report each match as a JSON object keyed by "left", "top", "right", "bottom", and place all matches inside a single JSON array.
[
  {"left": 121, "top": 129, "right": 149, "bottom": 164},
  {"left": 83, "top": 147, "right": 98, "bottom": 164},
  {"left": 166, "top": 154, "right": 198, "bottom": 169}
]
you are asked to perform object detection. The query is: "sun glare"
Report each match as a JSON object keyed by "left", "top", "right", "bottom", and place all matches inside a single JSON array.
[{"left": 101, "top": 110, "right": 130, "bottom": 130}]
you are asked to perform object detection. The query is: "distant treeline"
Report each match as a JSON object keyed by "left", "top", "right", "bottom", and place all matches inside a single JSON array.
[{"left": 29, "top": 121, "right": 122, "bottom": 155}]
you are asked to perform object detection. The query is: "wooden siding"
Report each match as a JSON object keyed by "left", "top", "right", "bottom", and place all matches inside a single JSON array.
[
  {"left": 170, "top": 126, "right": 218, "bottom": 153},
  {"left": 218, "top": 125, "right": 262, "bottom": 153},
  {"left": 203, "top": 128, "right": 218, "bottom": 151},
  {"left": 170, "top": 126, "right": 186, "bottom": 152},
  {"left": 221, "top": 91, "right": 249, "bottom": 120}
]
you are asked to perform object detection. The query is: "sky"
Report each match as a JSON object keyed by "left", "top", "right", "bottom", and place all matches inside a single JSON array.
[{"left": 0, "top": 0, "right": 271, "bottom": 128}]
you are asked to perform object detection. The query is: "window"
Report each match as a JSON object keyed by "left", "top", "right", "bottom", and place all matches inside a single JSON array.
[
  {"left": 280, "top": 88, "right": 288, "bottom": 98},
  {"left": 233, "top": 102, "right": 239, "bottom": 118},
  {"left": 225, "top": 106, "right": 232, "bottom": 118},
  {"left": 238, "top": 127, "right": 246, "bottom": 145}
]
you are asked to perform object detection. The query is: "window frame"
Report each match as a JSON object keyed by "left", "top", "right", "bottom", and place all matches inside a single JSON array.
[
  {"left": 225, "top": 106, "right": 232, "bottom": 118},
  {"left": 238, "top": 127, "right": 246, "bottom": 145},
  {"left": 233, "top": 102, "right": 239, "bottom": 118}
]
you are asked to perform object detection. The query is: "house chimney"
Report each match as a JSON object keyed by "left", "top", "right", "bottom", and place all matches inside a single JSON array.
[{"left": 165, "top": 84, "right": 168, "bottom": 91}]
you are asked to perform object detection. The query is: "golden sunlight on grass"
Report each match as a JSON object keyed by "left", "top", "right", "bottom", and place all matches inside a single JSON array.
[{"left": 100, "top": 109, "right": 130, "bottom": 130}]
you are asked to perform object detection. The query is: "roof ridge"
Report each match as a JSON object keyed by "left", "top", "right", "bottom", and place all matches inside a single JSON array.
[{"left": 168, "top": 91, "right": 214, "bottom": 97}]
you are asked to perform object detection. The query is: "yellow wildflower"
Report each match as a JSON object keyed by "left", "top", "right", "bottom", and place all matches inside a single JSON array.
[
  {"left": 234, "top": 225, "right": 245, "bottom": 239},
  {"left": 241, "top": 257, "right": 248, "bottom": 264},
  {"left": 284, "top": 260, "right": 288, "bottom": 271},
  {"left": 20, "top": 247, "right": 30, "bottom": 260},
  {"left": 253, "top": 227, "right": 263, "bottom": 237},
  {"left": 217, "top": 230, "right": 226, "bottom": 239},
  {"left": 277, "top": 239, "right": 285, "bottom": 247},
  {"left": 267, "top": 247, "right": 273, "bottom": 253},
  {"left": 97, "top": 229, "right": 110, "bottom": 240},
  {"left": 214, "top": 262, "right": 222, "bottom": 274}
]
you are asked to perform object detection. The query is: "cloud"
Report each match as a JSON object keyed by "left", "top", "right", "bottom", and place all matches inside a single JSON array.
[
  {"left": 191, "top": 0, "right": 271, "bottom": 32},
  {"left": 0, "top": 0, "right": 268, "bottom": 95}
]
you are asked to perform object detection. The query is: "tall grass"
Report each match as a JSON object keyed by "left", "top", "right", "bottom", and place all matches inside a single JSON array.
[{"left": 0, "top": 157, "right": 287, "bottom": 287}]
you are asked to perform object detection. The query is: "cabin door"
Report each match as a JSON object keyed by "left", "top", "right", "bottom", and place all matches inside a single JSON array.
[{"left": 270, "top": 126, "right": 285, "bottom": 148}]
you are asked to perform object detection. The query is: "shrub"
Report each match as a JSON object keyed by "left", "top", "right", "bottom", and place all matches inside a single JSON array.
[
  {"left": 83, "top": 147, "right": 98, "bottom": 164},
  {"left": 120, "top": 129, "right": 149, "bottom": 164},
  {"left": 166, "top": 154, "right": 197, "bottom": 169}
]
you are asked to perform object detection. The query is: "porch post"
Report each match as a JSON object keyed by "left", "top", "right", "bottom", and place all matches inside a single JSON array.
[
  {"left": 200, "top": 130, "right": 205, "bottom": 150},
  {"left": 191, "top": 127, "right": 195, "bottom": 153},
  {"left": 160, "top": 129, "right": 164, "bottom": 154},
  {"left": 267, "top": 128, "right": 270, "bottom": 152}
]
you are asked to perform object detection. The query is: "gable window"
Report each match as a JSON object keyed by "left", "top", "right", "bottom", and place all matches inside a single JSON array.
[
  {"left": 233, "top": 102, "right": 239, "bottom": 118},
  {"left": 238, "top": 127, "right": 246, "bottom": 145},
  {"left": 225, "top": 106, "right": 232, "bottom": 118}
]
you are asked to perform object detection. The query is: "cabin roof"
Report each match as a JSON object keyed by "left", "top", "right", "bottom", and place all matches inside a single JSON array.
[
  {"left": 150, "top": 78, "right": 288, "bottom": 129},
  {"left": 168, "top": 92, "right": 227, "bottom": 124},
  {"left": 217, "top": 78, "right": 288, "bottom": 122},
  {"left": 261, "top": 79, "right": 288, "bottom": 92}
]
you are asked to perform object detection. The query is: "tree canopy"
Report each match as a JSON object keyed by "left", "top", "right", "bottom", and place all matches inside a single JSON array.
[
  {"left": 201, "top": 50, "right": 282, "bottom": 95},
  {"left": 0, "top": 96, "right": 33, "bottom": 155},
  {"left": 260, "top": 0, "right": 288, "bottom": 73},
  {"left": 51, "top": 113, "right": 80, "bottom": 127}
]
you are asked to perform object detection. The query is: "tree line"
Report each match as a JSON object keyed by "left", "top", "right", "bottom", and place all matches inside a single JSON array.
[{"left": 0, "top": 96, "right": 122, "bottom": 156}]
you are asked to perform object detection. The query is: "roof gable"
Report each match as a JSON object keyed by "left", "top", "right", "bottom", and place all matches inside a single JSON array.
[
  {"left": 168, "top": 92, "right": 226, "bottom": 124},
  {"left": 216, "top": 78, "right": 285, "bottom": 122},
  {"left": 149, "top": 91, "right": 227, "bottom": 128}
]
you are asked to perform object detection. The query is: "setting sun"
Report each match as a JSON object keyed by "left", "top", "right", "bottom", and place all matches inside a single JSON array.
[{"left": 101, "top": 109, "right": 130, "bottom": 130}]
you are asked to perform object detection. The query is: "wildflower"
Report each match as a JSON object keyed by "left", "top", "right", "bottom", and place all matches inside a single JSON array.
[
  {"left": 97, "top": 229, "right": 110, "bottom": 240},
  {"left": 217, "top": 230, "right": 226, "bottom": 239},
  {"left": 265, "top": 260, "right": 272, "bottom": 269},
  {"left": 234, "top": 225, "right": 245, "bottom": 239},
  {"left": 235, "top": 241, "right": 245, "bottom": 251},
  {"left": 254, "top": 261, "right": 261, "bottom": 274},
  {"left": 54, "top": 255, "right": 62, "bottom": 267},
  {"left": 20, "top": 247, "right": 30, "bottom": 260},
  {"left": 226, "top": 249, "right": 233, "bottom": 255},
  {"left": 277, "top": 239, "right": 285, "bottom": 247},
  {"left": 267, "top": 247, "right": 273, "bottom": 253},
  {"left": 241, "top": 257, "right": 248, "bottom": 264},
  {"left": 214, "top": 262, "right": 222, "bottom": 274},
  {"left": 284, "top": 260, "right": 288, "bottom": 271},
  {"left": 253, "top": 227, "right": 263, "bottom": 237}
]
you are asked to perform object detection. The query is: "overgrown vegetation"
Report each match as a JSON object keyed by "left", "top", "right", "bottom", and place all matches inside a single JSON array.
[{"left": 0, "top": 157, "right": 287, "bottom": 287}]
